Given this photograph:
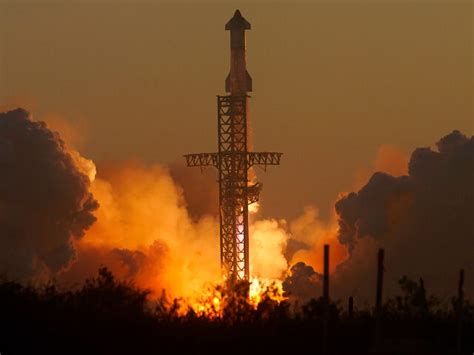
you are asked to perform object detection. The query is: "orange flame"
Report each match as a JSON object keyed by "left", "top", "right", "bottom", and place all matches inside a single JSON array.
[{"left": 187, "top": 277, "right": 287, "bottom": 319}]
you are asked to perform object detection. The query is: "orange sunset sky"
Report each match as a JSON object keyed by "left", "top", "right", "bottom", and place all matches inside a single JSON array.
[{"left": 0, "top": 0, "right": 472, "bottom": 220}]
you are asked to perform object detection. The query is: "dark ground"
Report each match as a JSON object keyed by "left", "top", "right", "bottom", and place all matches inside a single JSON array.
[{"left": 0, "top": 268, "right": 472, "bottom": 355}]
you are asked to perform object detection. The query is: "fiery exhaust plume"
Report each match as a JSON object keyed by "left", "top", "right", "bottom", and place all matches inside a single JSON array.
[
  {"left": 61, "top": 160, "right": 294, "bottom": 304},
  {"left": 2, "top": 107, "right": 470, "bottom": 309},
  {"left": 0, "top": 107, "right": 348, "bottom": 308}
]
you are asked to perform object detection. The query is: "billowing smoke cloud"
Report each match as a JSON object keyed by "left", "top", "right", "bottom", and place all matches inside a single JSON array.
[
  {"left": 288, "top": 207, "right": 347, "bottom": 274},
  {"left": 282, "top": 144, "right": 409, "bottom": 292},
  {"left": 59, "top": 161, "right": 291, "bottom": 299},
  {"left": 0, "top": 108, "right": 98, "bottom": 281},
  {"left": 250, "top": 219, "right": 288, "bottom": 279},
  {"left": 0, "top": 107, "right": 290, "bottom": 304},
  {"left": 3, "top": 107, "right": 470, "bottom": 305},
  {"left": 168, "top": 160, "right": 218, "bottom": 220},
  {"left": 334, "top": 130, "right": 473, "bottom": 298},
  {"left": 283, "top": 262, "right": 321, "bottom": 303},
  {"left": 59, "top": 161, "right": 220, "bottom": 298}
]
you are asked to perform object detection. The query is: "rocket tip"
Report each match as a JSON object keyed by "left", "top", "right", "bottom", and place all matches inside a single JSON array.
[{"left": 225, "top": 9, "right": 251, "bottom": 31}]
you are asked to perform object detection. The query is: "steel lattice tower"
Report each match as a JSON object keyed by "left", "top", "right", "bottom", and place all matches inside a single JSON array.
[{"left": 184, "top": 10, "right": 282, "bottom": 283}]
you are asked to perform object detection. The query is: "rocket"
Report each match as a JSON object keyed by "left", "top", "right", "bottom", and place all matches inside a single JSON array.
[{"left": 225, "top": 10, "right": 252, "bottom": 95}]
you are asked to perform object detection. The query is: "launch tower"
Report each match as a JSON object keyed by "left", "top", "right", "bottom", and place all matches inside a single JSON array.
[{"left": 184, "top": 10, "right": 282, "bottom": 283}]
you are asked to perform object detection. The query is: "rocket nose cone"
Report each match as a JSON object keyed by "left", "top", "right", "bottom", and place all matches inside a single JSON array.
[{"left": 225, "top": 9, "right": 251, "bottom": 30}]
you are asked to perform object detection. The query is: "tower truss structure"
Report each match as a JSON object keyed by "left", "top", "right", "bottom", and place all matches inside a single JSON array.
[{"left": 184, "top": 10, "right": 282, "bottom": 283}]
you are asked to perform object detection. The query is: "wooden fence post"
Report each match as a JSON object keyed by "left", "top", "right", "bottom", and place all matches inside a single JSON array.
[
  {"left": 456, "top": 269, "right": 464, "bottom": 355},
  {"left": 322, "top": 244, "right": 330, "bottom": 354},
  {"left": 348, "top": 296, "right": 354, "bottom": 320},
  {"left": 374, "top": 248, "right": 384, "bottom": 351}
]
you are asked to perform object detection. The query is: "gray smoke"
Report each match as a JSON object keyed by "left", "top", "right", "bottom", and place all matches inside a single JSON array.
[
  {"left": 283, "top": 262, "right": 322, "bottom": 303},
  {"left": 334, "top": 130, "right": 473, "bottom": 299},
  {"left": 112, "top": 248, "right": 147, "bottom": 277},
  {"left": 0, "top": 108, "right": 98, "bottom": 281},
  {"left": 168, "top": 160, "right": 218, "bottom": 220}
]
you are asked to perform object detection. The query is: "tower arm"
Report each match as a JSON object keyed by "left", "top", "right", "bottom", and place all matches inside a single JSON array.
[
  {"left": 247, "top": 152, "right": 283, "bottom": 170},
  {"left": 183, "top": 153, "right": 219, "bottom": 168}
]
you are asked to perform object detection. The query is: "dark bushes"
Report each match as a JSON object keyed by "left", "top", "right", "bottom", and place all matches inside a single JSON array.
[{"left": 0, "top": 270, "right": 471, "bottom": 355}]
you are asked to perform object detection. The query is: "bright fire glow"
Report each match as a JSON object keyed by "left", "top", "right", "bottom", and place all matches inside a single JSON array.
[
  {"left": 248, "top": 277, "right": 286, "bottom": 306},
  {"left": 248, "top": 202, "right": 259, "bottom": 214},
  {"left": 61, "top": 154, "right": 348, "bottom": 318},
  {"left": 187, "top": 277, "right": 287, "bottom": 319}
]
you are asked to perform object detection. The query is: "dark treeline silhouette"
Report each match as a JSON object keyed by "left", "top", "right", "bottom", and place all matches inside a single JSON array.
[{"left": 0, "top": 267, "right": 472, "bottom": 355}]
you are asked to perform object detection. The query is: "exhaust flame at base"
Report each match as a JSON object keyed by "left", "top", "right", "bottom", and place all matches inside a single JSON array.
[{"left": 185, "top": 277, "right": 287, "bottom": 319}]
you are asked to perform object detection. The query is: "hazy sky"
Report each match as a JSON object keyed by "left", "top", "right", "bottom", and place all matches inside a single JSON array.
[{"left": 0, "top": 0, "right": 472, "bottom": 220}]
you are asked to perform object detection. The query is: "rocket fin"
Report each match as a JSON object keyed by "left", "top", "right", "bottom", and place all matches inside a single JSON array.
[{"left": 246, "top": 70, "right": 252, "bottom": 92}]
